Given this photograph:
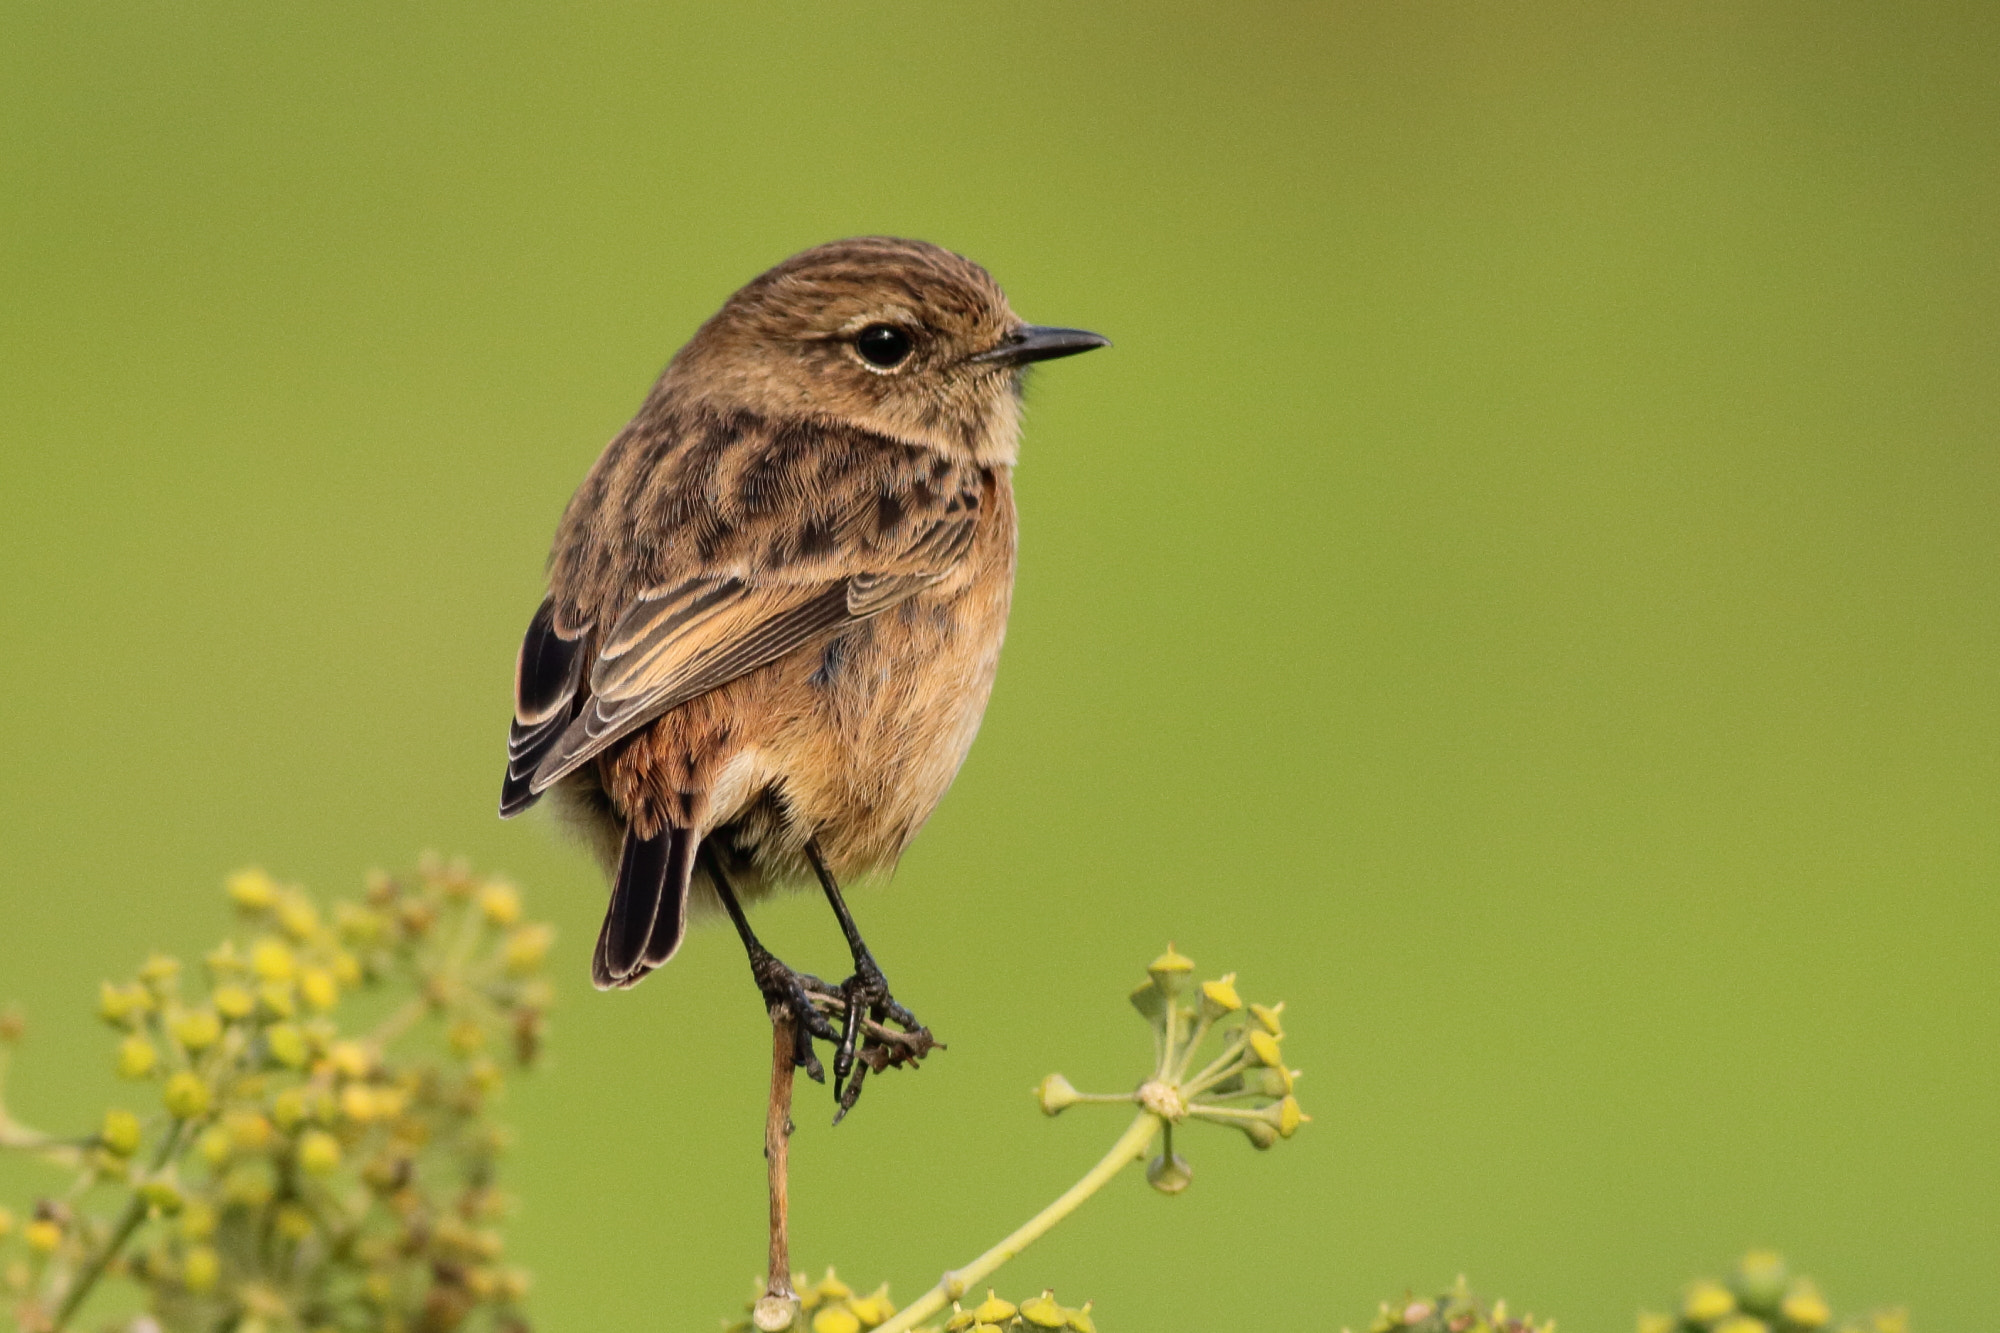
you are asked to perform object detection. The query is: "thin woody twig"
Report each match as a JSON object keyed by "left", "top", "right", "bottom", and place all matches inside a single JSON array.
[{"left": 752, "top": 1005, "right": 800, "bottom": 1333}]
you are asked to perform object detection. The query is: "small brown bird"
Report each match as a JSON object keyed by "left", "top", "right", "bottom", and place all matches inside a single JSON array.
[{"left": 499, "top": 237, "right": 1105, "bottom": 1109}]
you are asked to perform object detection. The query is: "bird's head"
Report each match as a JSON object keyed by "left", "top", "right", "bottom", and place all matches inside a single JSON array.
[{"left": 657, "top": 236, "right": 1107, "bottom": 465}]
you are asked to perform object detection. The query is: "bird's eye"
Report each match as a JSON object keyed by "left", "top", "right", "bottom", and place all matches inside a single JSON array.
[{"left": 854, "top": 324, "right": 914, "bottom": 369}]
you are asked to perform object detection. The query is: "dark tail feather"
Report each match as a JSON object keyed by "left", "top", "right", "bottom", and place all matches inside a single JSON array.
[{"left": 591, "top": 825, "right": 696, "bottom": 991}]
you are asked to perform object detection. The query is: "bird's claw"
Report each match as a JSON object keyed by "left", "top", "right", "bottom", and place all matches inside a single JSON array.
[
  {"left": 748, "top": 947, "right": 838, "bottom": 1084},
  {"left": 828, "top": 952, "right": 933, "bottom": 1121}
]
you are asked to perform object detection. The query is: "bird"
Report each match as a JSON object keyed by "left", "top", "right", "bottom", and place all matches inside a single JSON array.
[{"left": 498, "top": 236, "right": 1106, "bottom": 1112}]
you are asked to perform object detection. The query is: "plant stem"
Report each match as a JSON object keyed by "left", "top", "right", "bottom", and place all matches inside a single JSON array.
[
  {"left": 751, "top": 1006, "right": 799, "bottom": 1333},
  {"left": 876, "top": 1111, "right": 1161, "bottom": 1333},
  {"left": 51, "top": 1122, "right": 185, "bottom": 1331}
]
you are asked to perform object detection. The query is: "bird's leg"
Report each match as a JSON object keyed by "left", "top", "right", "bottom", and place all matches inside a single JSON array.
[
  {"left": 703, "top": 844, "right": 838, "bottom": 1083},
  {"left": 804, "top": 839, "right": 932, "bottom": 1114}
]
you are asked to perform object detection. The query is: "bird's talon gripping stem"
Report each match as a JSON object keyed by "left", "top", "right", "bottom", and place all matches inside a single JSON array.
[{"left": 747, "top": 945, "right": 836, "bottom": 1082}]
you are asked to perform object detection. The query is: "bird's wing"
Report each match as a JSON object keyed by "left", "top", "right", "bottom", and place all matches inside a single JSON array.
[
  {"left": 500, "top": 596, "right": 590, "bottom": 817},
  {"left": 517, "top": 467, "right": 982, "bottom": 798}
]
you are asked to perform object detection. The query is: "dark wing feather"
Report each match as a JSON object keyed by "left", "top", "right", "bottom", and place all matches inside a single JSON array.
[
  {"left": 499, "top": 597, "right": 589, "bottom": 817},
  {"left": 591, "top": 824, "right": 696, "bottom": 990}
]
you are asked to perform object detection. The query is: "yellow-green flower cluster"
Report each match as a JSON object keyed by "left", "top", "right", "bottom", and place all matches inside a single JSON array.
[
  {"left": 726, "top": 1272, "right": 1095, "bottom": 1333},
  {"left": 724, "top": 1267, "right": 896, "bottom": 1333},
  {"left": 0, "top": 858, "right": 549, "bottom": 1333},
  {"left": 1357, "top": 1276, "right": 1550, "bottom": 1333},
  {"left": 1036, "top": 946, "right": 1307, "bottom": 1192},
  {"left": 938, "top": 1288, "right": 1095, "bottom": 1333},
  {"left": 1638, "top": 1252, "right": 1908, "bottom": 1333}
]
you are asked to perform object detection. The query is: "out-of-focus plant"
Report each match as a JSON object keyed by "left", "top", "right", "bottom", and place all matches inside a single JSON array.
[
  {"left": 725, "top": 945, "right": 1308, "bottom": 1333},
  {"left": 0, "top": 859, "right": 551, "bottom": 1333},
  {"left": 1638, "top": 1251, "right": 1908, "bottom": 1333},
  {"left": 1352, "top": 1275, "right": 1551, "bottom": 1333}
]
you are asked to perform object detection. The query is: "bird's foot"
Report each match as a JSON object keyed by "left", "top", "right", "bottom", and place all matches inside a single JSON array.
[
  {"left": 747, "top": 945, "right": 840, "bottom": 1084},
  {"left": 828, "top": 951, "right": 938, "bottom": 1124}
]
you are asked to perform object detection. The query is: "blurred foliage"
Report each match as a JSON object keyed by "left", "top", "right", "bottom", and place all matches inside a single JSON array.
[
  {"left": 1358, "top": 1275, "right": 1551, "bottom": 1333},
  {"left": 1354, "top": 1251, "right": 1910, "bottom": 1333},
  {"left": 0, "top": 861, "right": 550, "bottom": 1333},
  {"left": 1638, "top": 1250, "right": 1907, "bottom": 1333}
]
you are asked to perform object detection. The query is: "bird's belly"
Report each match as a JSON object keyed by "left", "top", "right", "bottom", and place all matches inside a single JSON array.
[{"left": 726, "top": 578, "right": 1009, "bottom": 882}]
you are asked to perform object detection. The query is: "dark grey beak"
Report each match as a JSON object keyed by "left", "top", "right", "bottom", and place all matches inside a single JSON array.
[{"left": 971, "top": 324, "right": 1111, "bottom": 366}]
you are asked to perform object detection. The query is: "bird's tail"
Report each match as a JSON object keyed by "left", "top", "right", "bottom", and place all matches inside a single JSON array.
[{"left": 591, "top": 824, "right": 696, "bottom": 990}]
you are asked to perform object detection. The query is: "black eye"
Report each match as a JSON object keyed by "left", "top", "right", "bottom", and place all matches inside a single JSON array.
[{"left": 855, "top": 323, "right": 913, "bottom": 369}]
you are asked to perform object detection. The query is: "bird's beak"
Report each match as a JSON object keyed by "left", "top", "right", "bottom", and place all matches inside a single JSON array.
[{"left": 971, "top": 324, "right": 1111, "bottom": 366}]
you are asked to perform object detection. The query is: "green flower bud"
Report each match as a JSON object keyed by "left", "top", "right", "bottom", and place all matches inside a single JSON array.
[
  {"left": 172, "top": 1009, "right": 223, "bottom": 1052},
  {"left": 848, "top": 1286, "right": 894, "bottom": 1327},
  {"left": 140, "top": 1178, "right": 184, "bottom": 1214},
  {"left": 1780, "top": 1280, "right": 1831, "bottom": 1329},
  {"left": 163, "top": 1071, "right": 211, "bottom": 1120},
  {"left": 100, "top": 981, "right": 149, "bottom": 1025},
  {"left": 1237, "top": 1066, "right": 1292, "bottom": 1097},
  {"left": 1249, "top": 1002, "right": 1285, "bottom": 1037},
  {"left": 1065, "top": 1303, "right": 1096, "bottom": 1333},
  {"left": 272, "top": 1087, "right": 308, "bottom": 1130},
  {"left": 178, "top": 1200, "right": 218, "bottom": 1240},
  {"left": 1683, "top": 1279, "right": 1737, "bottom": 1323},
  {"left": 1246, "top": 1029, "right": 1284, "bottom": 1068},
  {"left": 212, "top": 983, "right": 255, "bottom": 1020},
  {"left": 1146, "top": 945, "right": 1195, "bottom": 997},
  {"left": 1200, "top": 974, "right": 1243, "bottom": 1018},
  {"left": 1128, "top": 980, "right": 1166, "bottom": 1023},
  {"left": 972, "top": 1293, "right": 1018, "bottom": 1325},
  {"left": 249, "top": 938, "right": 294, "bottom": 983},
  {"left": 1035, "top": 1073, "right": 1082, "bottom": 1116},
  {"left": 812, "top": 1306, "right": 860, "bottom": 1333},
  {"left": 1236, "top": 1117, "right": 1279, "bottom": 1149},
  {"left": 182, "top": 1243, "right": 221, "bottom": 1292},
  {"left": 274, "top": 1203, "right": 315, "bottom": 1241},
  {"left": 1732, "top": 1252, "right": 1789, "bottom": 1316},
  {"left": 24, "top": 1219, "right": 62, "bottom": 1254},
  {"left": 100, "top": 1109, "right": 143, "bottom": 1157},
  {"left": 1146, "top": 1151, "right": 1192, "bottom": 1193},
  {"left": 224, "top": 1110, "right": 274, "bottom": 1151},
  {"left": 297, "top": 1129, "right": 342, "bottom": 1176},
  {"left": 222, "top": 1161, "right": 275, "bottom": 1208},
  {"left": 116, "top": 1034, "right": 159, "bottom": 1079},
  {"left": 1020, "top": 1292, "right": 1066, "bottom": 1328},
  {"left": 298, "top": 968, "right": 339, "bottom": 1012},
  {"left": 258, "top": 980, "right": 297, "bottom": 1019},
  {"left": 227, "top": 868, "right": 279, "bottom": 911},
  {"left": 276, "top": 894, "right": 320, "bottom": 941},
  {"left": 1713, "top": 1317, "right": 1769, "bottom": 1333},
  {"left": 448, "top": 1018, "right": 486, "bottom": 1056},
  {"left": 265, "top": 1023, "right": 308, "bottom": 1069},
  {"left": 480, "top": 883, "right": 523, "bottom": 925}
]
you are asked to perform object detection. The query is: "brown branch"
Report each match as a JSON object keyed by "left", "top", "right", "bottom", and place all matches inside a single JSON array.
[{"left": 752, "top": 1005, "right": 799, "bottom": 1333}]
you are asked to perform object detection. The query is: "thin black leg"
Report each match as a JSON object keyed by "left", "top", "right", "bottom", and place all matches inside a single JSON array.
[
  {"left": 703, "top": 843, "right": 837, "bottom": 1082},
  {"left": 804, "top": 840, "right": 928, "bottom": 1111}
]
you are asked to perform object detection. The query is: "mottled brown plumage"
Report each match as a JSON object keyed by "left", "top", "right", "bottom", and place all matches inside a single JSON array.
[{"left": 498, "top": 237, "right": 1104, "bottom": 1098}]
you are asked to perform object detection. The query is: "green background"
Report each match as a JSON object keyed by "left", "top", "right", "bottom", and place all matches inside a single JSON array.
[{"left": 3, "top": 3, "right": 1995, "bottom": 1328}]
